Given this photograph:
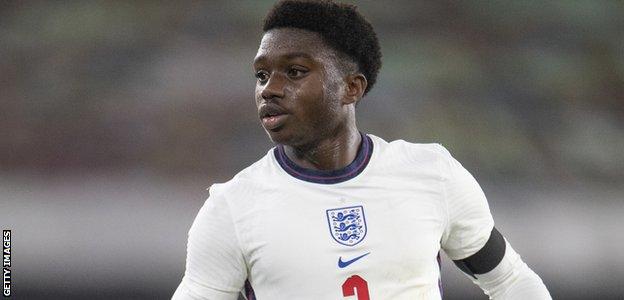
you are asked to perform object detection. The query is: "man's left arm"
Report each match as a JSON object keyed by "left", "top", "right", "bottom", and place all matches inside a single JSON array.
[
  {"left": 453, "top": 227, "right": 551, "bottom": 299},
  {"left": 435, "top": 144, "right": 551, "bottom": 299}
]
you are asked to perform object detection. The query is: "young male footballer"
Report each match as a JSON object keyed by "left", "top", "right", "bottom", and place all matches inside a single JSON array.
[{"left": 173, "top": 1, "right": 551, "bottom": 299}]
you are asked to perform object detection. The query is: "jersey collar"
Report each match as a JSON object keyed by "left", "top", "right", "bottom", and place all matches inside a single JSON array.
[{"left": 274, "top": 133, "right": 373, "bottom": 184}]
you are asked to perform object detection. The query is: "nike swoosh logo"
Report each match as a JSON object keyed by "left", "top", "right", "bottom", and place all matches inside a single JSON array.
[{"left": 338, "top": 252, "right": 370, "bottom": 268}]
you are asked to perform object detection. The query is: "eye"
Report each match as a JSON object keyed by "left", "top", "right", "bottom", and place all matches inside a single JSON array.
[
  {"left": 255, "top": 70, "right": 269, "bottom": 83},
  {"left": 287, "top": 67, "right": 307, "bottom": 78}
]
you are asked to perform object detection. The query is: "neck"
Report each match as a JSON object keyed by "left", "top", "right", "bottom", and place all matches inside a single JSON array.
[{"left": 283, "top": 125, "right": 361, "bottom": 171}]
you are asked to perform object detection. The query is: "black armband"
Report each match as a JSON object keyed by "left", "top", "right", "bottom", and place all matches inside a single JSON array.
[{"left": 453, "top": 227, "right": 506, "bottom": 278}]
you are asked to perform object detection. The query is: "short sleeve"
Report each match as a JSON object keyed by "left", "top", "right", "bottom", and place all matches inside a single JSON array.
[
  {"left": 172, "top": 185, "right": 247, "bottom": 300},
  {"left": 437, "top": 145, "right": 495, "bottom": 260}
]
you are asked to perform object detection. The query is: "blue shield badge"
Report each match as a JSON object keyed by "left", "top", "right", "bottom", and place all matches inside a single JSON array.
[{"left": 326, "top": 205, "right": 367, "bottom": 246}]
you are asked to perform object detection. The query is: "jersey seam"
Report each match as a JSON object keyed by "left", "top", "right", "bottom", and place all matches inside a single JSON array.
[
  {"left": 220, "top": 190, "right": 251, "bottom": 284},
  {"left": 435, "top": 144, "right": 452, "bottom": 249}
]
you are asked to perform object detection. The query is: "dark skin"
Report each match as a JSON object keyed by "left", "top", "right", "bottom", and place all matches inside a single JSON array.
[{"left": 253, "top": 28, "right": 367, "bottom": 171}]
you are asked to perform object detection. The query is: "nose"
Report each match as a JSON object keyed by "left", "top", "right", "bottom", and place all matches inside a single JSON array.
[{"left": 260, "top": 73, "right": 286, "bottom": 100}]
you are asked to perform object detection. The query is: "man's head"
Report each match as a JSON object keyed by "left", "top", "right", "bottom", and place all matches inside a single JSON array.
[{"left": 254, "top": 0, "right": 381, "bottom": 146}]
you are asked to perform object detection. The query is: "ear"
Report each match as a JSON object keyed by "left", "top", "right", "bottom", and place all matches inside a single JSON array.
[{"left": 342, "top": 73, "right": 367, "bottom": 105}]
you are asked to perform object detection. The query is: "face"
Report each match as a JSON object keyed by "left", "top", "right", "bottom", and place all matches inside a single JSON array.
[{"left": 253, "top": 28, "right": 350, "bottom": 147}]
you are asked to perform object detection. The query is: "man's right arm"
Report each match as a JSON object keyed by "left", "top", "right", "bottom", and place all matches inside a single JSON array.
[{"left": 172, "top": 187, "right": 247, "bottom": 300}]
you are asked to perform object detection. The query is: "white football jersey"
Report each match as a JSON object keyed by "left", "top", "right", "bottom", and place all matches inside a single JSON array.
[{"left": 173, "top": 133, "right": 494, "bottom": 300}]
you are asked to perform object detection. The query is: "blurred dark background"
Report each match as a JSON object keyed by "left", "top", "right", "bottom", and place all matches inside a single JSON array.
[{"left": 1, "top": 1, "right": 623, "bottom": 299}]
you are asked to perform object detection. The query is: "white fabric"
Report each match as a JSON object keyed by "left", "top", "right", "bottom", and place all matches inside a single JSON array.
[
  {"left": 172, "top": 188, "right": 246, "bottom": 300},
  {"left": 469, "top": 240, "right": 552, "bottom": 300},
  {"left": 172, "top": 134, "right": 539, "bottom": 299}
]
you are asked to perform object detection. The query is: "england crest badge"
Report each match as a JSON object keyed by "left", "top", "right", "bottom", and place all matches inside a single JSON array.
[{"left": 326, "top": 205, "right": 367, "bottom": 246}]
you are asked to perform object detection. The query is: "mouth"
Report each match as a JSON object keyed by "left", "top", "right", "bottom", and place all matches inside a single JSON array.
[
  {"left": 259, "top": 104, "right": 289, "bottom": 130},
  {"left": 262, "top": 114, "right": 288, "bottom": 130}
]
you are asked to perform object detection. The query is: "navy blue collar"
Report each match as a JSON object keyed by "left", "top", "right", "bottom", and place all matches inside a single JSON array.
[{"left": 274, "top": 133, "right": 373, "bottom": 184}]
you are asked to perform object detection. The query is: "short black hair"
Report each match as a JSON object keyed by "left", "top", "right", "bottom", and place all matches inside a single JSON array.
[{"left": 263, "top": 0, "right": 382, "bottom": 96}]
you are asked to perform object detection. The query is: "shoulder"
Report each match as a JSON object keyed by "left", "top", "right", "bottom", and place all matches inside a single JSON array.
[
  {"left": 370, "top": 134, "right": 450, "bottom": 160},
  {"left": 208, "top": 148, "right": 278, "bottom": 200},
  {"left": 369, "top": 134, "right": 456, "bottom": 179}
]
